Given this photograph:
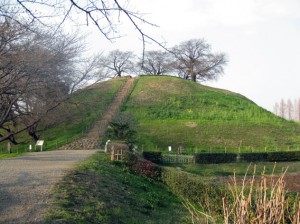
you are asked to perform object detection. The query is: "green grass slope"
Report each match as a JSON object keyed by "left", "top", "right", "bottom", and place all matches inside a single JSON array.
[
  {"left": 38, "top": 79, "right": 125, "bottom": 150},
  {"left": 122, "top": 76, "right": 300, "bottom": 152},
  {"left": 48, "top": 152, "right": 190, "bottom": 223}
]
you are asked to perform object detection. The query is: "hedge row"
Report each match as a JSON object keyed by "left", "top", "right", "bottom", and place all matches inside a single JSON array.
[
  {"left": 194, "top": 151, "right": 300, "bottom": 164},
  {"left": 241, "top": 151, "right": 300, "bottom": 162},
  {"left": 195, "top": 153, "right": 236, "bottom": 164},
  {"left": 161, "top": 167, "right": 225, "bottom": 215},
  {"left": 142, "top": 152, "right": 162, "bottom": 164},
  {"left": 127, "top": 152, "right": 225, "bottom": 215},
  {"left": 142, "top": 151, "right": 300, "bottom": 164}
]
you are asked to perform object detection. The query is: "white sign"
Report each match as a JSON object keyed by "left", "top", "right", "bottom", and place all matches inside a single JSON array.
[
  {"left": 168, "top": 146, "right": 172, "bottom": 151},
  {"left": 35, "top": 140, "right": 44, "bottom": 151},
  {"left": 36, "top": 140, "right": 44, "bottom": 146}
]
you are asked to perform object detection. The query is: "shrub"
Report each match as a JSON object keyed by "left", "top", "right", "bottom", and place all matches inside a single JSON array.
[
  {"left": 193, "top": 151, "right": 300, "bottom": 164},
  {"left": 240, "top": 151, "right": 300, "bottom": 162},
  {"left": 123, "top": 151, "right": 162, "bottom": 180},
  {"left": 267, "top": 151, "right": 300, "bottom": 162},
  {"left": 129, "top": 158, "right": 162, "bottom": 180},
  {"left": 106, "top": 113, "right": 138, "bottom": 143},
  {"left": 161, "top": 167, "right": 224, "bottom": 214},
  {"left": 195, "top": 153, "right": 237, "bottom": 164},
  {"left": 142, "top": 152, "right": 162, "bottom": 164},
  {"left": 240, "top": 152, "right": 268, "bottom": 162}
]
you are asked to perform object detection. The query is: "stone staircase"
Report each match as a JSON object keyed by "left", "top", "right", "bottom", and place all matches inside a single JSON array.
[{"left": 58, "top": 77, "right": 135, "bottom": 150}]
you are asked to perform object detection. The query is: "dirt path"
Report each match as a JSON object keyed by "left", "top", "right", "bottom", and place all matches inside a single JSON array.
[
  {"left": 87, "top": 77, "right": 135, "bottom": 139},
  {"left": 59, "top": 77, "right": 135, "bottom": 150},
  {"left": 0, "top": 150, "right": 98, "bottom": 224}
]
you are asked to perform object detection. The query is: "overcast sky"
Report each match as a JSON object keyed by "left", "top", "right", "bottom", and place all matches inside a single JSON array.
[{"left": 83, "top": 0, "right": 300, "bottom": 112}]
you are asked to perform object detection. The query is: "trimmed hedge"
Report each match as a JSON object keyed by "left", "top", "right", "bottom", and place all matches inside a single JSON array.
[
  {"left": 161, "top": 167, "right": 225, "bottom": 215},
  {"left": 267, "top": 151, "right": 300, "bottom": 162},
  {"left": 240, "top": 152, "right": 268, "bottom": 162},
  {"left": 142, "top": 152, "right": 162, "bottom": 164},
  {"left": 240, "top": 151, "right": 300, "bottom": 162},
  {"left": 194, "top": 151, "right": 300, "bottom": 164},
  {"left": 195, "top": 153, "right": 237, "bottom": 164}
]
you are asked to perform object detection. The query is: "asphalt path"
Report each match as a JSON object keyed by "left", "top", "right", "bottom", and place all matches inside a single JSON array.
[{"left": 0, "top": 150, "right": 99, "bottom": 224}]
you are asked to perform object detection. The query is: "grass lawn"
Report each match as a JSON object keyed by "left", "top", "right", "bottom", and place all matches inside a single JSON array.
[
  {"left": 47, "top": 152, "right": 190, "bottom": 224},
  {"left": 0, "top": 153, "right": 24, "bottom": 159}
]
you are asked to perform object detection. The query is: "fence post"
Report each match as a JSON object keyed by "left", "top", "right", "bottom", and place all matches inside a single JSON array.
[{"left": 111, "top": 146, "right": 115, "bottom": 161}]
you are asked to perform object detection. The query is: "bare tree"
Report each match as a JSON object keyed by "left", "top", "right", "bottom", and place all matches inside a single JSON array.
[
  {"left": 286, "top": 99, "right": 294, "bottom": 120},
  {"left": 138, "top": 50, "right": 173, "bottom": 75},
  {"left": 273, "top": 102, "right": 279, "bottom": 117},
  {"left": 0, "top": 19, "right": 86, "bottom": 143},
  {"left": 68, "top": 53, "right": 106, "bottom": 93},
  {"left": 279, "top": 99, "right": 286, "bottom": 119},
  {"left": 171, "top": 39, "right": 227, "bottom": 82},
  {"left": 0, "top": 0, "right": 164, "bottom": 54},
  {"left": 296, "top": 98, "right": 300, "bottom": 121},
  {"left": 100, "top": 50, "right": 136, "bottom": 78}
]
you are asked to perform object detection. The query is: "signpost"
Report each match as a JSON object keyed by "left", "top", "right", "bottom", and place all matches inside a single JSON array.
[{"left": 35, "top": 140, "right": 44, "bottom": 152}]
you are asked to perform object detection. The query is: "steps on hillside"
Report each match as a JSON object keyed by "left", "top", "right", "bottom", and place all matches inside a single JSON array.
[
  {"left": 58, "top": 138, "right": 99, "bottom": 150},
  {"left": 58, "top": 77, "right": 135, "bottom": 150},
  {"left": 87, "top": 77, "right": 134, "bottom": 139}
]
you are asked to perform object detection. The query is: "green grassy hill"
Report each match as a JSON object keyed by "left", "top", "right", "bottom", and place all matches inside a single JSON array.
[
  {"left": 2, "top": 75, "right": 300, "bottom": 154},
  {"left": 122, "top": 76, "right": 300, "bottom": 152}
]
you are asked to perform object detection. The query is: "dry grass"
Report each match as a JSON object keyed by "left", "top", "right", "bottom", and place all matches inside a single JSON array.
[{"left": 185, "top": 164, "right": 300, "bottom": 223}]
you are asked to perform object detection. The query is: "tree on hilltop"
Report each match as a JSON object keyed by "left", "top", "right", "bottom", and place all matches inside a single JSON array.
[
  {"left": 100, "top": 50, "right": 136, "bottom": 78},
  {"left": 139, "top": 50, "right": 173, "bottom": 75},
  {"left": 171, "top": 39, "right": 227, "bottom": 82}
]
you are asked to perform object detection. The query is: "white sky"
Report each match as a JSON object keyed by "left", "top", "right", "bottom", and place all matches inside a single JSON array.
[{"left": 80, "top": 0, "right": 300, "bottom": 112}]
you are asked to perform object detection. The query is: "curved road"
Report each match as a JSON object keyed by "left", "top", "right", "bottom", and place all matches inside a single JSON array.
[{"left": 0, "top": 150, "right": 99, "bottom": 224}]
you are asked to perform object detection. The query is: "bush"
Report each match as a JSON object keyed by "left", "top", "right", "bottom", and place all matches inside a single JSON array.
[
  {"left": 240, "top": 151, "right": 300, "bottom": 162},
  {"left": 106, "top": 113, "right": 138, "bottom": 143},
  {"left": 240, "top": 152, "right": 268, "bottom": 162},
  {"left": 129, "top": 158, "right": 162, "bottom": 180},
  {"left": 142, "top": 152, "right": 162, "bottom": 164},
  {"left": 195, "top": 153, "right": 237, "bottom": 164},
  {"left": 123, "top": 151, "right": 162, "bottom": 180},
  {"left": 193, "top": 151, "right": 300, "bottom": 164},
  {"left": 267, "top": 151, "right": 300, "bottom": 162},
  {"left": 161, "top": 167, "right": 225, "bottom": 214}
]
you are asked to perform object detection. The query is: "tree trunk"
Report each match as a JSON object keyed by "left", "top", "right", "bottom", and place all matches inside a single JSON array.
[
  {"left": 191, "top": 74, "right": 196, "bottom": 82},
  {"left": 189, "top": 65, "right": 196, "bottom": 82}
]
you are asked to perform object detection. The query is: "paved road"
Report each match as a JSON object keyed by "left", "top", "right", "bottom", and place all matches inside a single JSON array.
[{"left": 0, "top": 150, "right": 99, "bottom": 224}]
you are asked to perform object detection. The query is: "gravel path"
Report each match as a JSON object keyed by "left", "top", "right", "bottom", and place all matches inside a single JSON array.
[{"left": 0, "top": 150, "right": 99, "bottom": 224}]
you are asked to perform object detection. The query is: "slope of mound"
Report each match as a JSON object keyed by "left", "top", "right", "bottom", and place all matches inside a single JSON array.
[
  {"left": 122, "top": 76, "right": 300, "bottom": 152},
  {"left": 37, "top": 79, "right": 126, "bottom": 150},
  {"left": 0, "top": 78, "right": 125, "bottom": 153}
]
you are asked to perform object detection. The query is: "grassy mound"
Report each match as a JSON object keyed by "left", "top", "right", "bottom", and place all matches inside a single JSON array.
[{"left": 122, "top": 76, "right": 300, "bottom": 152}]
